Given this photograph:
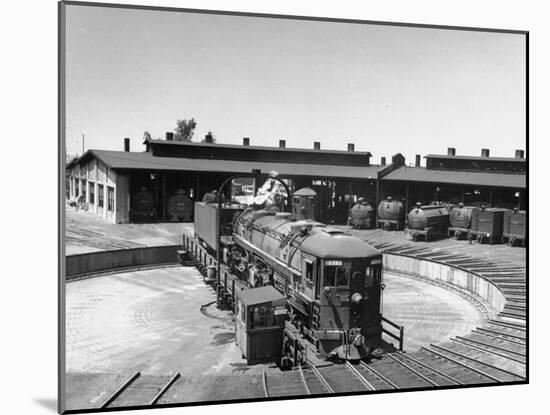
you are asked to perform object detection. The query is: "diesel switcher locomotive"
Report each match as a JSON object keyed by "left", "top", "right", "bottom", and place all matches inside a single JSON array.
[{"left": 193, "top": 200, "right": 384, "bottom": 365}]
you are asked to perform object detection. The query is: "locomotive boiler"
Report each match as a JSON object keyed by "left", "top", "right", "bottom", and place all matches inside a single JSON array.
[
  {"left": 231, "top": 208, "right": 383, "bottom": 362},
  {"left": 406, "top": 203, "right": 450, "bottom": 241},
  {"left": 167, "top": 189, "right": 193, "bottom": 222},
  {"left": 377, "top": 196, "right": 405, "bottom": 230},
  {"left": 448, "top": 203, "right": 477, "bottom": 239},
  {"left": 349, "top": 199, "right": 376, "bottom": 229},
  {"left": 131, "top": 187, "right": 156, "bottom": 222}
]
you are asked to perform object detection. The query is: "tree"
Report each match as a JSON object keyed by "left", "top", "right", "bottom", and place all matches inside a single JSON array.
[
  {"left": 174, "top": 118, "right": 197, "bottom": 141},
  {"left": 201, "top": 131, "right": 216, "bottom": 143},
  {"left": 143, "top": 131, "right": 152, "bottom": 141}
]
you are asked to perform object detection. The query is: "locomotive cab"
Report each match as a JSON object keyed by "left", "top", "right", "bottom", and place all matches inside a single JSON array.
[{"left": 299, "top": 229, "right": 383, "bottom": 360}]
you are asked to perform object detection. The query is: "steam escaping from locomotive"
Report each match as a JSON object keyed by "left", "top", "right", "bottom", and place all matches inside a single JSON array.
[{"left": 252, "top": 170, "right": 288, "bottom": 211}]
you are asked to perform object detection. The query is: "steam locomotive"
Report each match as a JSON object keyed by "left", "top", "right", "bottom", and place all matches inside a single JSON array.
[{"left": 194, "top": 201, "right": 384, "bottom": 364}]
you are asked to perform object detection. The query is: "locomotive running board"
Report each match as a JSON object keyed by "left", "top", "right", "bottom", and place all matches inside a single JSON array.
[{"left": 233, "top": 234, "right": 301, "bottom": 280}]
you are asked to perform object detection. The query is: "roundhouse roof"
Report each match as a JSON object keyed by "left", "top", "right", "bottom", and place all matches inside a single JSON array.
[
  {"left": 68, "top": 149, "right": 383, "bottom": 180},
  {"left": 382, "top": 166, "right": 525, "bottom": 189}
]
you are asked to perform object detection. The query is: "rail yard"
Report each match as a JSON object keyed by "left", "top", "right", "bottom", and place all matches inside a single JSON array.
[{"left": 64, "top": 200, "right": 526, "bottom": 411}]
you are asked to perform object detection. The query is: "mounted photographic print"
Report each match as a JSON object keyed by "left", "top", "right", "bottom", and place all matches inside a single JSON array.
[{"left": 59, "top": 1, "right": 528, "bottom": 413}]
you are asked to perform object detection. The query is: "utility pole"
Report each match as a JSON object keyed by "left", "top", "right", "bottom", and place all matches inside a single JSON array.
[{"left": 81, "top": 133, "right": 85, "bottom": 155}]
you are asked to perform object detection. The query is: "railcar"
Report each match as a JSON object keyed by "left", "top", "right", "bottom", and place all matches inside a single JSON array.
[
  {"left": 469, "top": 207, "right": 506, "bottom": 244},
  {"left": 502, "top": 209, "right": 527, "bottom": 247},
  {"left": 193, "top": 202, "right": 384, "bottom": 366}
]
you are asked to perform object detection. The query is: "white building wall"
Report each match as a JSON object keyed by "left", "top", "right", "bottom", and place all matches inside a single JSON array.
[{"left": 67, "top": 157, "right": 130, "bottom": 224}]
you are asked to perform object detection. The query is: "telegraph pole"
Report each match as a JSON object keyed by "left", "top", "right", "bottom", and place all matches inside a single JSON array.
[{"left": 81, "top": 133, "right": 85, "bottom": 154}]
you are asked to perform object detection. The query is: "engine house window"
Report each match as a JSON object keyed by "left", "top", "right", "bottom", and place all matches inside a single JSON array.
[
  {"left": 98, "top": 184, "right": 104, "bottom": 207},
  {"left": 81, "top": 180, "right": 87, "bottom": 200},
  {"left": 107, "top": 186, "right": 115, "bottom": 211},
  {"left": 89, "top": 182, "right": 95, "bottom": 204}
]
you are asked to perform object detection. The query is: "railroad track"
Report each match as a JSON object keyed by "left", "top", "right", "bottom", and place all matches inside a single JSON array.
[
  {"left": 263, "top": 367, "right": 311, "bottom": 397},
  {"left": 100, "top": 371, "right": 181, "bottom": 409},
  {"left": 180, "top": 230, "right": 527, "bottom": 400}
]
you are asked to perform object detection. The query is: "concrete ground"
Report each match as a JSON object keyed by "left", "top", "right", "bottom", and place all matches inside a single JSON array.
[
  {"left": 383, "top": 273, "right": 486, "bottom": 351},
  {"left": 66, "top": 266, "right": 270, "bottom": 378},
  {"left": 65, "top": 207, "right": 525, "bottom": 267},
  {"left": 65, "top": 265, "right": 487, "bottom": 408},
  {"left": 345, "top": 227, "right": 526, "bottom": 267},
  {"left": 65, "top": 206, "right": 187, "bottom": 255}
]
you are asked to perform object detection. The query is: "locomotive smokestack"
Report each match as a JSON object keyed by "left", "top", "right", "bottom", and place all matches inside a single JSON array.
[
  {"left": 447, "top": 147, "right": 456, "bottom": 156},
  {"left": 481, "top": 148, "right": 490, "bottom": 157},
  {"left": 381, "top": 157, "right": 386, "bottom": 166},
  {"left": 314, "top": 141, "right": 321, "bottom": 150},
  {"left": 347, "top": 143, "right": 355, "bottom": 152},
  {"left": 415, "top": 154, "right": 421, "bottom": 167},
  {"left": 124, "top": 138, "right": 130, "bottom": 152},
  {"left": 515, "top": 149, "right": 525, "bottom": 159},
  {"left": 279, "top": 139, "right": 286, "bottom": 148},
  {"left": 243, "top": 137, "right": 250, "bottom": 146}
]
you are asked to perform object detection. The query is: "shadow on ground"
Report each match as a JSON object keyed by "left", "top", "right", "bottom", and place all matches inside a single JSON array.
[{"left": 34, "top": 398, "right": 57, "bottom": 412}]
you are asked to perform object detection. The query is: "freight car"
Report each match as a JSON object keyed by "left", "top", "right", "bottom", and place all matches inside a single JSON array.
[
  {"left": 448, "top": 203, "right": 477, "bottom": 239},
  {"left": 469, "top": 207, "right": 506, "bottom": 245},
  {"left": 348, "top": 199, "right": 376, "bottom": 229},
  {"left": 192, "top": 201, "right": 385, "bottom": 366},
  {"left": 405, "top": 203, "right": 450, "bottom": 241},
  {"left": 502, "top": 208, "right": 527, "bottom": 247},
  {"left": 131, "top": 187, "right": 156, "bottom": 222},
  {"left": 377, "top": 196, "right": 405, "bottom": 230},
  {"left": 167, "top": 189, "right": 193, "bottom": 222}
]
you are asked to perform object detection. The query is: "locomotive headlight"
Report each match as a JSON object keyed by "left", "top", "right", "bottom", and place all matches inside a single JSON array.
[{"left": 351, "top": 292, "right": 363, "bottom": 304}]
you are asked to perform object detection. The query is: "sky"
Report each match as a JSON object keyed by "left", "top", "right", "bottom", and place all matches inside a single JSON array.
[{"left": 65, "top": 4, "right": 526, "bottom": 165}]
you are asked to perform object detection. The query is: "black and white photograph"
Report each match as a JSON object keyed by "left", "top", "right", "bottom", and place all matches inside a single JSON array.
[{"left": 56, "top": 1, "right": 530, "bottom": 413}]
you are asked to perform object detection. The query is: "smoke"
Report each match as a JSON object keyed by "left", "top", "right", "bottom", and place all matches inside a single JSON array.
[{"left": 253, "top": 171, "right": 287, "bottom": 210}]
